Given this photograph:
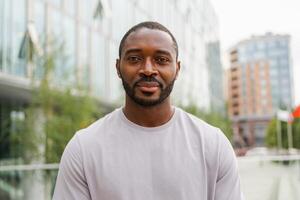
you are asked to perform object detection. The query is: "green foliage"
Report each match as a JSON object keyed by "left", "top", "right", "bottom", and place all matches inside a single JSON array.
[
  {"left": 265, "top": 119, "right": 278, "bottom": 148},
  {"left": 11, "top": 42, "right": 107, "bottom": 164},
  {"left": 265, "top": 118, "right": 300, "bottom": 149},
  {"left": 180, "top": 104, "right": 233, "bottom": 141},
  {"left": 41, "top": 89, "right": 102, "bottom": 163},
  {"left": 293, "top": 118, "right": 300, "bottom": 147},
  {"left": 10, "top": 108, "right": 43, "bottom": 161}
]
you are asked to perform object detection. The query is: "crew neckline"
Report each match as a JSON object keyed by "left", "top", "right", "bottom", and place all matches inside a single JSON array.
[{"left": 118, "top": 106, "right": 179, "bottom": 132}]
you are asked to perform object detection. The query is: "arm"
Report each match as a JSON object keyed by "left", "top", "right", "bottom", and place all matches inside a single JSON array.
[
  {"left": 52, "top": 133, "right": 91, "bottom": 200},
  {"left": 215, "top": 130, "right": 244, "bottom": 200}
]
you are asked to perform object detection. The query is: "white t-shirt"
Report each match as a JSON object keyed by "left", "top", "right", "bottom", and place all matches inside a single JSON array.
[{"left": 53, "top": 107, "right": 243, "bottom": 200}]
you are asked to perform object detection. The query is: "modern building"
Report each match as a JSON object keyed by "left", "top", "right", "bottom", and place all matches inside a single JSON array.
[
  {"left": 1, "top": 0, "right": 223, "bottom": 157},
  {"left": 206, "top": 41, "right": 224, "bottom": 114},
  {"left": 227, "top": 33, "right": 294, "bottom": 147}
]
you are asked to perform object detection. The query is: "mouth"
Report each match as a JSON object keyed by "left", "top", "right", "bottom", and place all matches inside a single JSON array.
[{"left": 136, "top": 82, "right": 160, "bottom": 93}]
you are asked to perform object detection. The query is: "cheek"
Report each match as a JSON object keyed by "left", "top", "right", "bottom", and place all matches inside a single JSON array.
[
  {"left": 159, "top": 68, "right": 177, "bottom": 82},
  {"left": 120, "top": 67, "right": 140, "bottom": 83}
]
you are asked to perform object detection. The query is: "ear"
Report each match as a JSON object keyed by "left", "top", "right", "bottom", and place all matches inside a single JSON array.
[
  {"left": 175, "top": 61, "right": 181, "bottom": 79},
  {"left": 116, "top": 59, "right": 121, "bottom": 78}
]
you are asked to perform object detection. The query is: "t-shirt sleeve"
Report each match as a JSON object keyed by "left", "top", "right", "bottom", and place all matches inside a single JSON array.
[
  {"left": 215, "top": 129, "right": 244, "bottom": 200},
  {"left": 52, "top": 133, "right": 91, "bottom": 200}
]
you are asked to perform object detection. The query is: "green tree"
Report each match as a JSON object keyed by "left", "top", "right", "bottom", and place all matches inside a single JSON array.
[
  {"left": 180, "top": 104, "right": 233, "bottom": 141},
  {"left": 10, "top": 41, "right": 109, "bottom": 164},
  {"left": 265, "top": 118, "right": 300, "bottom": 149},
  {"left": 293, "top": 118, "right": 300, "bottom": 147}
]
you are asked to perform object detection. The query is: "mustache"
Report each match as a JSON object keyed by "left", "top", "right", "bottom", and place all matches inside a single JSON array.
[{"left": 134, "top": 76, "right": 163, "bottom": 88}]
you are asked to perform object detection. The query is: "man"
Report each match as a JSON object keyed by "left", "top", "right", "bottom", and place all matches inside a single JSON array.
[{"left": 53, "top": 21, "right": 243, "bottom": 200}]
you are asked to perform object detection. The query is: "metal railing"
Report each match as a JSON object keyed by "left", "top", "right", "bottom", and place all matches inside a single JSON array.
[{"left": 0, "top": 155, "right": 300, "bottom": 200}]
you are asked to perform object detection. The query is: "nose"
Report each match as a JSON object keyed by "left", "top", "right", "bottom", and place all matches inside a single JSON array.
[{"left": 139, "top": 58, "right": 158, "bottom": 77}]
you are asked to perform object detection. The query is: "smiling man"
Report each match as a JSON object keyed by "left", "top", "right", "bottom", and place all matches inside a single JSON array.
[{"left": 53, "top": 21, "right": 243, "bottom": 200}]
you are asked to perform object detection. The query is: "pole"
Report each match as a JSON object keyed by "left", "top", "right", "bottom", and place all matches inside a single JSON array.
[
  {"left": 287, "top": 121, "right": 293, "bottom": 151},
  {"left": 276, "top": 115, "right": 282, "bottom": 151},
  {"left": 287, "top": 106, "right": 293, "bottom": 153}
]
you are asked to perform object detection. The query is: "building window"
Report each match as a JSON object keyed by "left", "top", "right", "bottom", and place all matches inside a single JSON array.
[
  {"left": 261, "top": 99, "right": 268, "bottom": 106},
  {"left": 64, "top": 0, "right": 76, "bottom": 16},
  {"left": 78, "top": 25, "right": 89, "bottom": 88},
  {"left": 279, "top": 39, "right": 287, "bottom": 47},
  {"left": 10, "top": 0, "right": 27, "bottom": 76},
  {"left": 62, "top": 16, "right": 76, "bottom": 84},
  {"left": 269, "top": 67, "right": 278, "bottom": 78},
  {"left": 261, "top": 88, "right": 267, "bottom": 97},
  {"left": 281, "top": 78, "right": 290, "bottom": 88},
  {"left": 257, "top": 41, "right": 265, "bottom": 50},
  {"left": 18, "top": 22, "right": 43, "bottom": 69},
  {"left": 91, "top": 32, "right": 105, "bottom": 97},
  {"left": 34, "top": 0, "right": 45, "bottom": 35},
  {"left": 78, "top": 1, "right": 88, "bottom": 21},
  {"left": 48, "top": 8, "right": 63, "bottom": 44},
  {"left": 279, "top": 58, "right": 288, "bottom": 66},
  {"left": 267, "top": 41, "right": 276, "bottom": 49},
  {"left": 109, "top": 42, "right": 121, "bottom": 101},
  {"left": 111, "top": 0, "right": 133, "bottom": 41},
  {"left": 49, "top": 0, "right": 62, "bottom": 8},
  {"left": 260, "top": 79, "right": 266, "bottom": 87},
  {"left": 93, "top": 0, "right": 112, "bottom": 20}
]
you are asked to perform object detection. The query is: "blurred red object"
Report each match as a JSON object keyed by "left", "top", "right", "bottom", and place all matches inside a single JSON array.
[{"left": 292, "top": 105, "right": 300, "bottom": 118}]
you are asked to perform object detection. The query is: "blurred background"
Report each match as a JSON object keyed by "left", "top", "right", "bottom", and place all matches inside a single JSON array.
[{"left": 0, "top": 0, "right": 299, "bottom": 199}]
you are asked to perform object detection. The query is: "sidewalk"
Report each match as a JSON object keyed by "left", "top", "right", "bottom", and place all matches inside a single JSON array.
[{"left": 238, "top": 159, "right": 300, "bottom": 200}]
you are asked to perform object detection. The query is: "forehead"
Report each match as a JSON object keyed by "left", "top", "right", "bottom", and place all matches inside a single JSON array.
[{"left": 122, "top": 28, "right": 176, "bottom": 56}]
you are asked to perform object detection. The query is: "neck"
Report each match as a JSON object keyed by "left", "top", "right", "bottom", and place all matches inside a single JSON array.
[{"left": 123, "top": 96, "right": 174, "bottom": 127}]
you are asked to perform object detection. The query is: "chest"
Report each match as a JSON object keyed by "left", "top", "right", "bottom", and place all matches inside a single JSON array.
[{"left": 84, "top": 135, "right": 208, "bottom": 200}]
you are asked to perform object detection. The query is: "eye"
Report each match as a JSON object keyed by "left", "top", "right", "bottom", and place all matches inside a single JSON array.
[
  {"left": 155, "top": 56, "right": 170, "bottom": 64},
  {"left": 127, "top": 56, "right": 142, "bottom": 63}
]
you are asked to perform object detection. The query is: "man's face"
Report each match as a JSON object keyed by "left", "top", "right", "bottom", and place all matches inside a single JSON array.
[{"left": 117, "top": 28, "right": 180, "bottom": 107}]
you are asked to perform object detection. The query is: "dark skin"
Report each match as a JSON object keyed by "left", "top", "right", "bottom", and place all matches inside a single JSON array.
[{"left": 116, "top": 28, "right": 181, "bottom": 127}]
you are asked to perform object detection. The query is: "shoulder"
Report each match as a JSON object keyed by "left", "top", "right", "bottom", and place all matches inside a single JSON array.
[
  {"left": 76, "top": 108, "right": 121, "bottom": 138},
  {"left": 60, "top": 108, "right": 122, "bottom": 161},
  {"left": 175, "top": 107, "right": 233, "bottom": 157},
  {"left": 63, "top": 108, "right": 122, "bottom": 153},
  {"left": 176, "top": 107, "right": 223, "bottom": 139}
]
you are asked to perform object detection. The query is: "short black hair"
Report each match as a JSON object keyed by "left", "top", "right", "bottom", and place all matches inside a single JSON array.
[{"left": 118, "top": 21, "right": 178, "bottom": 60}]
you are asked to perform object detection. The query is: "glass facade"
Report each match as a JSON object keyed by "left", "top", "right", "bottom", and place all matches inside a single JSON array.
[
  {"left": 78, "top": 25, "right": 89, "bottom": 88},
  {"left": 1, "top": 0, "right": 221, "bottom": 108},
  {"left": 237, "top": 34, "right": 293, "bottom": 110},
  {"left": 91, "top": 32, "right": 106, "bottom": 98},
  {"left": 62, "top": 16, "right": 76, "bottom": 85},
  {"left": 12, "top": 0, "right": 27, "bottom": 77},
  {"left": 206, "top": 41, "right": 224, "bottom": 114},
  {"left": 0, "top": 0, "right": 27, "bottom": 77},
  {"left": 0, "top": 0, "right": 3, "bottom": 71}
]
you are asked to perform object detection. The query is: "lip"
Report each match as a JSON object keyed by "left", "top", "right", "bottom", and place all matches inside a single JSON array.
[
  {"left": 137, "top": 86, "right": 159, "bottom": 93},
  {"left": 137, "top": 81, "right": 160, "bottom": 87},
  {"left": 136, "top": 82, "right": 160, "bottom": 93}
]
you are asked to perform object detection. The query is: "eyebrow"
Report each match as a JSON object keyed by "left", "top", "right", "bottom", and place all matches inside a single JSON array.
[
  {"left": 155, "top": 50, "right": 172, "bottom": 57},
  {"left": 123, "top": 49, "right": 172, "bottom": 57},
  {"left": 123, "top": 48, "right": 142, "bottom": 56}
]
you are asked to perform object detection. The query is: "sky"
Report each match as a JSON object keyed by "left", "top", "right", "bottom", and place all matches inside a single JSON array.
[{"left": 210, "top": 0, "right": 300, "bottom": 105}]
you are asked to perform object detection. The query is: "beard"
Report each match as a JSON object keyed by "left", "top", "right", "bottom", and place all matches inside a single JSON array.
[{"left": 120, "top": 75, "right": 176, "bottom": 107}]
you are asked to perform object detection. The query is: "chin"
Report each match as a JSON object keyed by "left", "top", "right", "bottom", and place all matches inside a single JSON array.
[
  {"left": 135, "top": 89, "right": 160, "bottom": 97},
  {"left": 132, "top": 96, "right": 164, "bottom": 107},
  {"left": 135, "top": 93, "right": 160, "bottom": 101}
]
